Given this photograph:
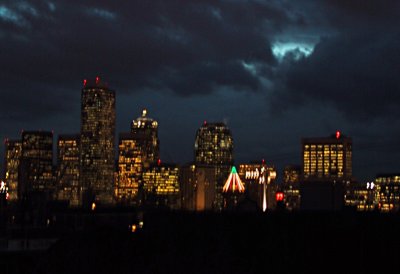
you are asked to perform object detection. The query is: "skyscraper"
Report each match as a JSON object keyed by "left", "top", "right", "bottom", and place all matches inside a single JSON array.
[
  {"left": 194, "top": 122, "right": 233, "bottom": 210},
  {"left": 302, "top": 131, "right": 352, "bottom": 181},
  {"left": 115, "top": 133, "right": 143, "bottom": 205},
  {"left": 56, "top": 134, "right": 80, "bottom": 207},
  {"left": 80, "top": 77, "right": 115, "bottom": 205},
  {"left": 130, "top": 109, "right": 160, "bottom": 168},
  {"left": 20, "top": 131, "right": 54, "bottom": 198},
  {"left": 300, "top": 132, "right": 351, "bottom": 210},
  {"left": 4, "top": 139, "right": 22, "bottom": 202},
  {"left": 194, "top": 122, "right": 233, "bottom": 166}
]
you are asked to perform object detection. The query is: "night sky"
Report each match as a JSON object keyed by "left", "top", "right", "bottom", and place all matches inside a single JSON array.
[{"left": 1, "top": 0, "right": 400, "bottom": 182}]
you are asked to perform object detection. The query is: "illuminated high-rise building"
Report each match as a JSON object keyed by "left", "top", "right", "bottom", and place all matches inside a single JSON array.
[
  {"left": 20, "top": 131, "right": 54, "bottom": 198},
  {"left": 142, "top": 163, "right": 180, "bottom": 209},
  {"left": 300, "top": 132, "right": 350, "bottom": 210},
  {"left": 302, "top": 131, "right": 352, "bottom": 181},
  {"left": 80, "top": 77, "right": 115, "bottom": 205},
  {"left": 115, "top": 133, "right": 143, "bottom": 205},
  {"left": 131, "top": 109, "right": 160, "bottom": 168},
  {"left": 56, "top": 134, "right": 80, "bottom": 207},
  {"left": 4, "top": 139, "right": 22, "bottom": 201},
  {"left": 194, "top": 122, "right": 233, "bottom": 210},
  {"left": 194, "top": 122, "right": 233, "bottom": 166}
]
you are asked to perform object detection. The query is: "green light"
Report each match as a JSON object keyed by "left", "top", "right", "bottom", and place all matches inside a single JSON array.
[{"left": 231, "top": 166, "right": 237, "bottom": 174}]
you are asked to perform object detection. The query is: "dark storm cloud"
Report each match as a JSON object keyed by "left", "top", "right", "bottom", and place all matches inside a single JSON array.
[
  {"left": 272, "top": 1, "right": 400, "bottom": 120},
  {"left": 0, "top": 0, "right": 302, "bottom": 123}
]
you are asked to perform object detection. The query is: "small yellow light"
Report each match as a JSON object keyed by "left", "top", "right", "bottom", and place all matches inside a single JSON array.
[
  {"left": 131, "top": 224, "right": 137, "bottom": 233},
  {"left": 139, "top": 221, "right": 144, "bottom": 229},
  {"left": 91, "top": 202, "right": 96, "bottom": 211}
]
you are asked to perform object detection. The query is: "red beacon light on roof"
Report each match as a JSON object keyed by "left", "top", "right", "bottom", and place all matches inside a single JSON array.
[
  {"left": 203, "top": 120, "right": 207, "bottom": 126},
  {"left": 276, "top": 192, "right": 284, "bottom": 202},
  {"left": 336, "top": 131, "right": 341, "bottom": 139},
  {"left": 96, "top": 76, "right": 99, "bottom": 84},
  {"left": 83, "top": 79, "right": 87, "bottom": 86},
  {"left": 157, "top": 159, "right": 161, "bottom": 166}
]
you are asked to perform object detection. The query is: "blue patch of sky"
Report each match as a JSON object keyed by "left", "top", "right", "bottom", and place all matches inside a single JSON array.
[{"left": 90, "top": 8, "right": 116, "bottom": 20}]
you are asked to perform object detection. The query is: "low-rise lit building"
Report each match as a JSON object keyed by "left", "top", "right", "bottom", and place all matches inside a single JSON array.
[
  {"left": 344, "top": 181, "right": 376, "bottom": 211},
  {"left": 238, "top": 161, "right": 277, "bottom": 210},
  {"left": 375, "top": 174, "right": 400, "bottom": 212},
  {"left": 282, "top": 165, "right": 301, "bottom": 211},
  {"left": 142, "top": 163, "right": 180, "bottom": 209}
]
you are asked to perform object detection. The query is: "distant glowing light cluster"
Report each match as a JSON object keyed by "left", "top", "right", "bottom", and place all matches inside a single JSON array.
[{"left": 271, "top": 42, "right": 314, "bottom": 61}]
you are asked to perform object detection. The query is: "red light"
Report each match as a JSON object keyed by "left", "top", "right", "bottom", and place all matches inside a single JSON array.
[
  {"left": 96, "top": 76, "right": 99, "bottom": 84},
  {"left": 203, "top": 120, "right": 207, "bottom": 126},
  {"left": 157, "top": 159, "right": 161, "bottom": 166},
  {"left": 336, "top": 131, "right": 341, "bottom": 139},
  {"left": 276, "top": 192, "right": 284, "bottom": 202},
  {"left": 262, "top": 159, "right": 265, "bottom": 164},
  {"left": 83, "top": 79, "right": 87, "bottom": 86}
]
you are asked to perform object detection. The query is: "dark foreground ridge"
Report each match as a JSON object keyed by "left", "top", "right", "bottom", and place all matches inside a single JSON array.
[{"left": 1, "top": 211, "right": 399, "bottom": 273}]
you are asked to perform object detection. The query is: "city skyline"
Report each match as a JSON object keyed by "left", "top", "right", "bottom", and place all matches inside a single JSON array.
[{"left": 1, "top": 1, "right": 400, "bottom": 181}]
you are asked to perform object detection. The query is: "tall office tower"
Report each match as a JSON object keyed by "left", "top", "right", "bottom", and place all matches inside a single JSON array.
[
  {"left": 115, "top": 133, "right": 143, "bottom": 205},
  {"left": 180, "top": 164, "right": 216, "bottom": 211},
  {"left": 374, "top": 174, "right": 400, "bottom": 212},
  {"left": 80, "top": 77, "right": 115, "bottom": 205},
  {"left": 302, "top": 131, "right": 352, "bottom": 181},
  {"left": 4, "top": 139, "right": 22, "bottom": 202},
  {"left": 56, "top": 134, "right": 80, "bottom": 207},
  {"left": 142, "top": 163, "right": 180, "bottom": 209},
  {"left": 282, "top": 165, "right": 301, "bottom": 211},
  {"left": 194, "top": 122, "right": 233, "bottom": 210},
  {"left": 300, "top": 132, "right": 351, "bottom": 210},
  {"left": 20, "top": 131, "right": 54, "bottom": 198},
  {"left": 130, "top": 109, "right": 159, "bottom": 168}
]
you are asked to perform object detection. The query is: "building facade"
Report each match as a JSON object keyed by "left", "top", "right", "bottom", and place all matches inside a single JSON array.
[
  {"left": 20, "top": 131, "right": 54, "bottom": 198},
  {"left": 80, "top": 77, "right": 115, "bottom": 205},
  {"left": 238, "top": 162, "right": 277, "bottom": 210},
  {"left": 115, "top": 133, "right": 144, "bottom": 205},
  {"left": 4, "top": 139, "right": 22, "bottom": 202},
  {"left": 142, "top": 163, "right": 180, "bottom": 209},
  {"left": 130, "top": 109, "right": 160, "bottom": 169},
  {"left": 194, "top": 122, "right": 233, "bottom": 210},
  {"left": 302, "top": 132, "right": 352, "bottom": 181},
  {"left": 180, "top": 164, "right": 216, "bottom": 211},
  {"left": 282, "top": 165, "right": 301, "bottom": 211},
  {"left": 56, "top": 134, "right": 80, "bottom": 207},
  {"left": 375, "top": 174, "right": 400, "bottom": 212}
]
